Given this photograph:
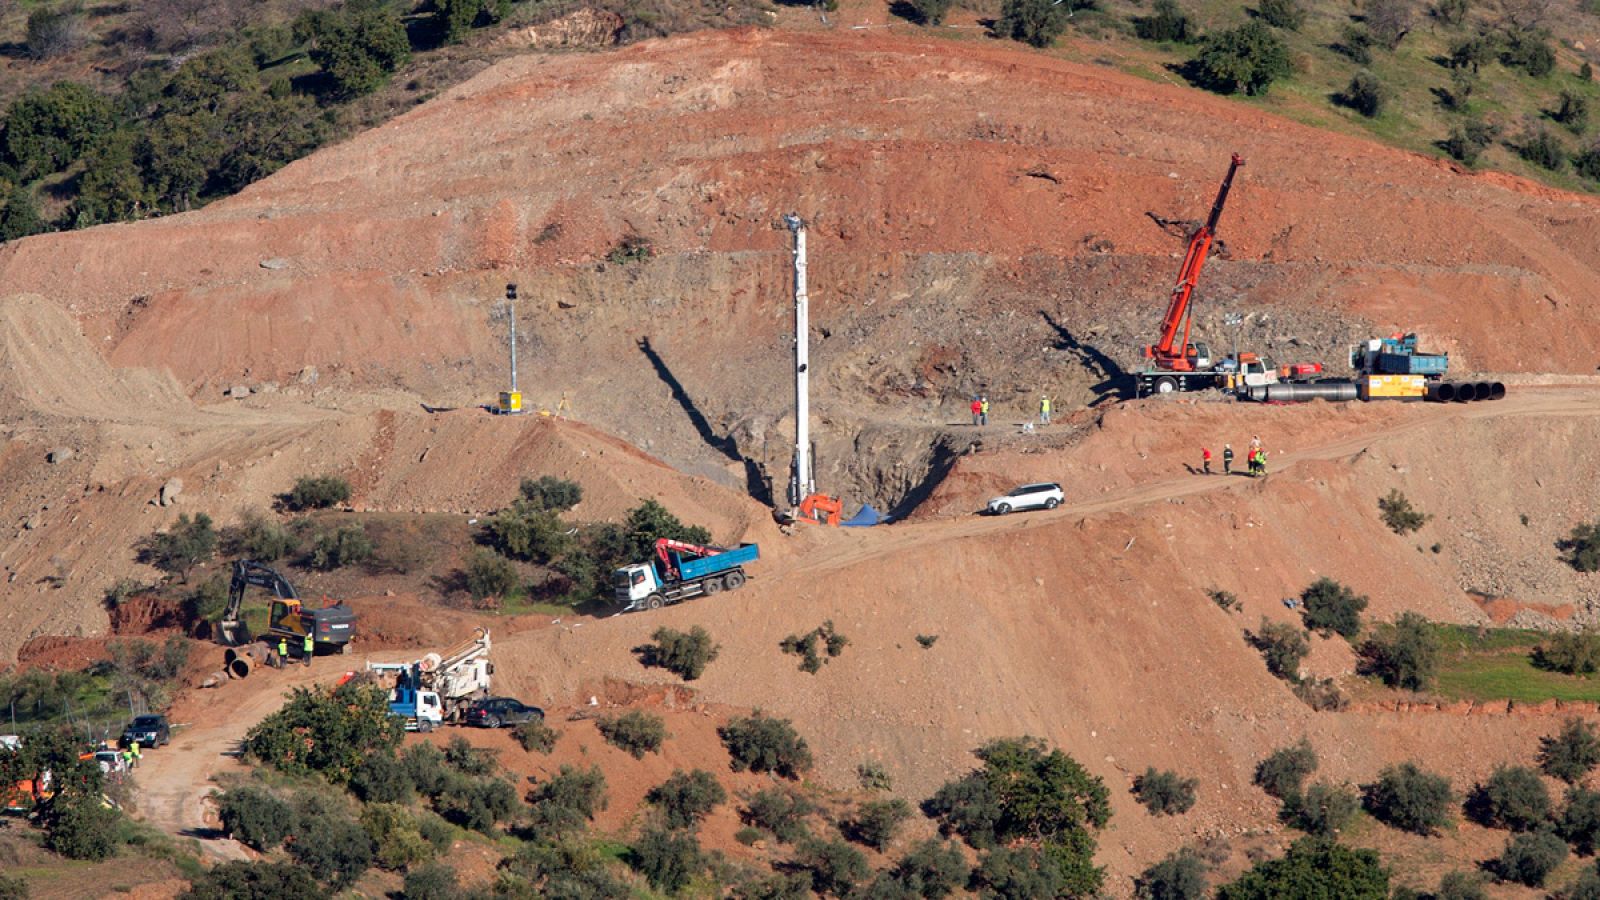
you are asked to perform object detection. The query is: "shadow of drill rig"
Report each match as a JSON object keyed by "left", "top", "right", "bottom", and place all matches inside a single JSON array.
[
  {"left": 1039, "top": 311, "right": 1131, "bottom": 405},
  {"left": 637, "top": 337, "right": 774, "bottom": 506}
]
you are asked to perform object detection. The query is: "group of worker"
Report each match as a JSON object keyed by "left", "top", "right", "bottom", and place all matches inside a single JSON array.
[
  {"left": 1201, "top": 436, "right": 1268, "bottom": 477},
  {"left": 968, "top": 395, "right": 1055, "bottom": 427},
  {"left": 273, "top": 633, "right": 316, "bottom": 669},
  {"left": 120, "top": 740, "right": 141, "bottom": 769}
]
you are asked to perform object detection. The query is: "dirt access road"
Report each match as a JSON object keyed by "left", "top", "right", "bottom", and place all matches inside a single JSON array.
[
  {"left": 134, "top": 659, "right": 361, "bottom": 861},
  {"left": 131, "top": 385, "right": 1600, "bottom": 861}
]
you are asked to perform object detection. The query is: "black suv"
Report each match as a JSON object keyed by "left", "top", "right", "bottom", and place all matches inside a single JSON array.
[
  {"left": 121, "top": 714, "right": 170, "bottom": 748},
  {"left": 465, "top": 698, "right": 543, "bottom": 728}
]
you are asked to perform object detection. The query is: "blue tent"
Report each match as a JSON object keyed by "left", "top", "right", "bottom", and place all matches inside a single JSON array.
[{"left": 842, "top": 504, "right": 886, "bottom": 527}]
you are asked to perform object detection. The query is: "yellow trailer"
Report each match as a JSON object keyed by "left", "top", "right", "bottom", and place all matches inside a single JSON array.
[{"left": 1359, "top": 374, "right": 1425, "bottom": 400}]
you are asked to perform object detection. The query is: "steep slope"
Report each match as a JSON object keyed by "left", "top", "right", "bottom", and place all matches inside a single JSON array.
[{"left": 3, "top": 28, "right": 1600, "bottom": 511}]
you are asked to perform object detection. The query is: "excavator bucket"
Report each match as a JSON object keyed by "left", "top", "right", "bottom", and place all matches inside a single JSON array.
[{"left": 215, "top": 619, "right": 250, "bottom": 647}]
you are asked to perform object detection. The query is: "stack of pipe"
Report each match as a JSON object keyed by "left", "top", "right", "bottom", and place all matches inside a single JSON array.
[
  {"left": 223, "top": 642, "right": 273, "bottom": 679},
  {"left": 1425, "top": 382, "right": 1506, "bottom": 403}
]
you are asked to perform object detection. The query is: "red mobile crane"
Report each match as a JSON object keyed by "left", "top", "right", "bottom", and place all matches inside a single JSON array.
[{"left": 1134, "top": 155, "right": 1276, "bottom": 397}]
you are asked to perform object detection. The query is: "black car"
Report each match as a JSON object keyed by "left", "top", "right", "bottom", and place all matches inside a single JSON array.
[
  {"left": 120, "top": 714, "right": 170, "bottom": 748},
  {"left": 465, "top": 698, "right": 543, "bottom": 728}
]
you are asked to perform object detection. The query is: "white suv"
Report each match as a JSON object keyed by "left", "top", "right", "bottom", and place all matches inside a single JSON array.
[{"left": 986, "top": 483, "right": 1064, "bottom": 515}]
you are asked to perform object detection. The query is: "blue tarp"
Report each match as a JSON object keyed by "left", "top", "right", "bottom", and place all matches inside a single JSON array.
[{"left": 841, "top": 504, "right": 886, "bottom": 527}]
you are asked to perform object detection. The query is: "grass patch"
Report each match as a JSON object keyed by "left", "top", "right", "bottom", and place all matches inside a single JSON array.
[{"left": 1416, "top": 625, "right": 1600, "bottom": 703}]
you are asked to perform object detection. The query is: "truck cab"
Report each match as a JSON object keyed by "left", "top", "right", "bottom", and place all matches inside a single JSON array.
[
  {"left": 614, "top": 563, "right": 665, "bottom": 609},
  {"left": 389, "top": 686, "right": 443, "bottom": 732}
]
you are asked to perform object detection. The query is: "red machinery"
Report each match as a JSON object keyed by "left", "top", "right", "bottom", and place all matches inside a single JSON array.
[
  {"left": 654, "top": 538, "right": 725, "bottom": 579},
  {"left": 1143, "top": 154, "right": 1245, "bottom": 372},
  {"left": 796, "top": 493, "right": 843, "bottom": 526}
]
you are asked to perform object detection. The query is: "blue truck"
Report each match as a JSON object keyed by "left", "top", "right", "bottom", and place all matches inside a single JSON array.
[
  {"left": 1351, "top": 334, "right": 1449, "bottom": 378},
  {"left": 614, "top": 539, "right": 759, "bottom": 611}
]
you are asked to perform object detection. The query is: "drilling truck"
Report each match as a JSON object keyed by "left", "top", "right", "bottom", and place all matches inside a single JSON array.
[{"left": 368, "top": 628, "right": 494, "bottom": 731}]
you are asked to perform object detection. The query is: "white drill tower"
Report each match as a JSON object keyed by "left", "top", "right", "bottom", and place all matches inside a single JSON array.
[{"left": 784, "top": 213, "right": 814, "bottom": 507}]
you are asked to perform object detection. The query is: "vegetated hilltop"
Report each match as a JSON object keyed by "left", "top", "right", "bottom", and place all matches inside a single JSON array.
[{"left": 5, "top": 26, "right": 1600, "bottom": 519}]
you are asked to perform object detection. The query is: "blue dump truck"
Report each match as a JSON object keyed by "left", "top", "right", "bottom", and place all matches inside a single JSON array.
[
  {"left": 615, "top": 539, "right": 759, "bottom": 611},
  {"left": 1351, "top": 333, "right": 1450, "bottom": 378}
]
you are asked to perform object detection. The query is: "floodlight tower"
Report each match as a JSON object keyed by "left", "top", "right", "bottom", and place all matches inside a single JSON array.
[
  {"left": 784, "top": 213, "right": 814, "bottom": 507},
  {"left": 497, "top": 282, "right": 524, "bottom": 415}
]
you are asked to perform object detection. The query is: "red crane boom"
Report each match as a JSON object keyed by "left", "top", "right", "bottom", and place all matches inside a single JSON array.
[
  {"left": 1144, "top": 154, "right": 1244, "bottom": 372},
  {"left": 655, "top": 538, "right": 725, "bottom": 580}
]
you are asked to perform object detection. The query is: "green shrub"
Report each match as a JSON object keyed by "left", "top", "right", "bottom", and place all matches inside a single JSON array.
[
  {"left": 1561, "top": 786, "right": 1600, "bottom": 853},
  {"left": 1365, "top": 0, "right": 1414, "bottom": 48},
  {"left": 1336, "top": 23, "right": 1374, "bottom": 64},
  {"left": 400, "top": 863, "right": 460, "bottom": 900},
  {"left": 910, "top": 0, "right": 954, "bottom": 24},
  {"left": 971, "top": 845, "right": 1071, "bottom": 898},
  {"left": 1558, "top": 91, "right": 1591, "bottom": 135},
  {"left": 1542, "top": 718, "right": 1600, "bottom": 783},
  {"left": 1337, "top": 69, "right": 1388, "bottom": 115},
  {"left": 1360, "top": 612, "right": 1440, "bottom": 690},
  {"left": 350, "top": 751, "right": 413, "bottom": 804},
  {"left": 360, "top": 802, "right": 432, "bottom": 870},
  {"left": 1133, "top": 768, "right": 1198, "bottom": 816},
  {"left": 287, "top": 812, "right": 373, "bottom": 890},
  {"left": 1431, "top": 0, "right": 1470, "bottom": 25},
  {"left": 1577, "top": 142, "right": 1600, "bottom": 181},
  {"left": 1285, "top": 781, "right": 1360, "bottom": 837},
  {"left": 597, "top": 710, "right": 667, "bottom": 758},
  {"left": 515, "top": 718, "right": 560, "bottom": 754},
  {"left": 519, "top": 475, "right": 583, "bottom": 511},
  {"left": 524, "top": 764, "right": 607, "bottom": 838},
  {"left": 646, "top": 769, "right": 726, "bottom": 830},
  {"left": 1363, "top": 762, "right": 1453, "bottom": 835},
  {"left": 306, "top": 3, "right": 411, "bottom": 99},
  {"left": 1379, "top": 489, "right": 1430, "bottom": 533},
  {"left": 1434, "top": 870, "right": 1487, "bottom": 900},
  {"left": 1250, "top": 618, "right": 1309, "bottom": 680},
  {"left": 858, "top": 760, "right": 894, "bottom": 792},
  {"left": 180, "top": 861, "right": 319, "bottom": 899},
  {"left": 885, "top": 838, "right": 969, "bottom": 898},
  {"left": 25, "top": 5, "right": 86, "bottom": 59},
  {"left": 1135, "top": 848, "right": 1208, "bottom": 899},
  {"left": 486, "top": 501, "right": 570, "bottom": 563},
  {"left": 846, "top": 797, "right": 912, "bottom": 851},
  {"left": 924, "top": 737, "right": 1109, "bottom": 895},
  {"left": 243, "top": 681, "right": 402, "bottom": 783},
  {"left": 1449, "top": 34, "right": 1496, "bottom": 72},
  {"left": 639, "top": 626, "right": 720, "bottom": 680},
  {"left": 1257, "top": 0, "right": 1304, "bottom": 29},
  {"left": 629, "top": 825, "right": 704, "bottom": 893},
  {"left": 993, "top": 0, "right": 1070, "bottom": 47},
  {"left": 0, "top": 874, "right": 25, "bottom": 900},
  {"left": 781, "top": 620, "right": 849, "bottom": 674},
  {"left": 1300, "top": 578, "right": 1367, "bottom": 639},
  {"left": 225, "top": 509, "right": 297, "bottom": 562},
  {"left": 217, "top": 787, "right": 297, "bottom": 851},
  {"left": 1493, "top": 828, "right": 1567, "bottom": 886},
  {"left": 1208, "top": 588, "right": 1241, "bottom": 612},
  {"left": 1503, "top": 33, "right": 1555, "bottom": 77},
  {"left": 1563, "top": 522, "right": 1600, "bottom": 572},
  {"left": 283, "top": 475, "right": 351, "bottom": 511},
  {"left": 43, "top": 791, "right": 121, "bottom": 860},
  {"left": 606, "top": 234, "right": 654, "bottom": 265},
  {"left": 743, "top": 786, "right": 816, "bottom": 843},
  {"left": 444, "top": 734, "right": 498, "bottom": 776},
  {"left": 1468, "top": 765, "right": 1551, "bottom": 831},
  {"left": 1255, "top": 739, "right": 1318, "bottom": 800},
  {"left": 720, "top": 712, "right": 814, "bottom": 778},
  {"left": 1445, "top": 118, "right": 1499, "bottom": 165},
  {"left": 1521, "top": 126, "right": 1568, "bottom": 170},
  {"left": 437, "top": 776, "right": 518, "bottom": 834},
  {"left": 1133, "top": 0, "right": 1192, "bottom": 42},
  {"left": 306, "top": 523, "right": 373, "bottom": 570},
  {"left": 465, "top": 548, "right": 519, "bottom": 602},
  {"left": 1216, "top": 837, "right": 1388, "bottom": 899},
  {"left": 797, "top": 836, "right": 871, "bottom": 898},
  {"left": 1189, "top": 21, "right": 1291, "bottom": 96},
  {"left": 1535, "top": 630, "right": 1600, "bottom": 675},
  {"left": 138, "top": 512, "right": 218, "bottom": 582}
]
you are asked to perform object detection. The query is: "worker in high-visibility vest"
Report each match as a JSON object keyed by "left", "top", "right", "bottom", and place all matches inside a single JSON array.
[
  {"left": 302, "top": 633, "right": 314, "bottom": 667},
  {"left": 130, "top": 740, "right": 141, "bottom": 768},
  {"left": 277, "top": 637, "right": 288, "bottom": 669}
]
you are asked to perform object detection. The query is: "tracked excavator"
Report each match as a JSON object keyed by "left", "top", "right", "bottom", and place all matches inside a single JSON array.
[{"left": 215, "top": 560, "right": 356, "bottom": 676}]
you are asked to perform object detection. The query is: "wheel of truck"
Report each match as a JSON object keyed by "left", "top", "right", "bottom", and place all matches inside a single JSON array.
[
  {"left": 647, "top": 594, "right": 665, "bottom": 610},
  {"left": 420, "top": 720, "right": 434, "bottom": 733},
  {"left": 1154, "top": 376, "right": 1178, "bottom": 394},
  {"left": 703, "top": 577, "right": 724, "bottom": 596},
  {"left": 1044, "top": 498, "right": 1059, "bottom": 509},
  {"left": 724, "top": 570, "right": 746, "bottom": 591}
]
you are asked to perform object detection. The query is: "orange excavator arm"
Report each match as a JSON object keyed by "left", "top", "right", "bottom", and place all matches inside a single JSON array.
[{"left": 1146, "top": 154, "right": 1244, "bottom": 372}]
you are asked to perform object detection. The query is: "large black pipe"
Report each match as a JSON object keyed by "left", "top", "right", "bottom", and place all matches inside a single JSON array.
[
  {"left": 1263, "top": 382, "right": 1359, "bottom": 403},
  {"left": 1490, "top": 382, "right": 1506, "bottom": 400},
  {"left": 1472, "top": 382, "right": 1492, "bottom": 401},
  {"left": 1426, "top": 382, "right": 1455, "bottom": 402}
]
